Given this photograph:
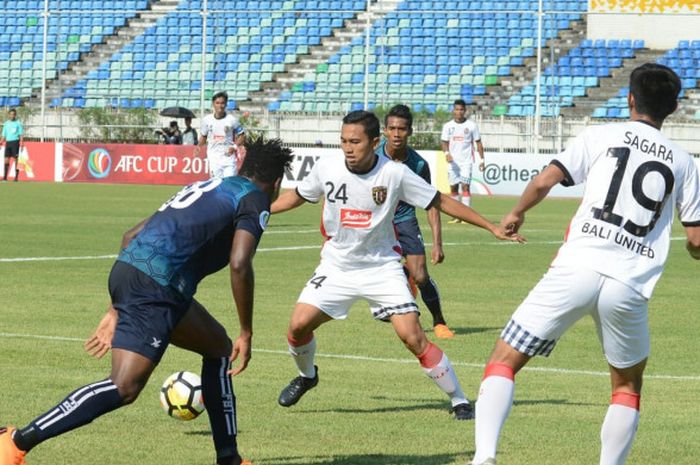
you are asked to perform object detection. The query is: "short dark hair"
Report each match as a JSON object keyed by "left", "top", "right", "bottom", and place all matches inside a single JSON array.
[
  {"left": 453, "top": 99, "right": 467, "bottom": 108},
  {"left": 385, "top": 104, "right": 413, "bottom": 129},
  {"left": 212, "top": 91, "right": 228, "bottom": 102},
  {"left": 238, "top": 137, "right": 294, "bottom": 184},
  {"left": 629, "top": 63, "right": 680, "bottom": 122},
  {"left": 8, "top": 108, "right": 16, "bottom": 114},
  {"left": 342, "top": 110, "right": 380, "bottom": 139}
]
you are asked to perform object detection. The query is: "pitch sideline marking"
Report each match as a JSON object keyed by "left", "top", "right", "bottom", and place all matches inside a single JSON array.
[
  {"left": 0, "top": 237, "right": 690, "bottom": 263},
  {"left": 0, "top": 332, "right": 697, "bottom": 382}
]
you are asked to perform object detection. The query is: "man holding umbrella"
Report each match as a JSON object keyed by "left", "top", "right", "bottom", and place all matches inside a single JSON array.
[
  {"left": 195, "top": 91, "right": 241, "bottom": 179},
  {"left": 158, "top": 106, "right": 195, "bottom": 144}
]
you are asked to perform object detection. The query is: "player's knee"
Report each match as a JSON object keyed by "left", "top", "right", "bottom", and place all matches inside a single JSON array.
[
  {"left": 288, "top": 319, "right": 312, "bottom": 340},
  {"left": 412, "top": 269, "right": 429, "bottom": 286},
  {"left": 399, "top": 331, "right": 426, "bottom": 355},
  {"left": 114, "top": 379, "right": 147, "bottom": 405}
]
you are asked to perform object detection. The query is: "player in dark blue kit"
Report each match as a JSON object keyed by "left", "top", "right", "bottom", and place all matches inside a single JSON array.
[
  {"left": 377, "top": 105, "right": 455, "bottom": 340},
  {"left": 0, "top": 138, "right": 293, "bottom": 465}
]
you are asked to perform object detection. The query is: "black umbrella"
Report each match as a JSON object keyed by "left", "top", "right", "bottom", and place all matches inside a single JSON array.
[{"left": 159, "top": 106, "right": 195, "bottom": 118}]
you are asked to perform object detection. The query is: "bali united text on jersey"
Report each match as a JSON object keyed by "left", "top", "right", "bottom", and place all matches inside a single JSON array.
[
  {"left": 297, "top": 153, "right": 439, "bottom": 269},
  {"left": 118, "top": 177, "right": 270, "bottom": 299},
  {"left": 551, "top": 120, "right": 700, "bottom": 298},
  {"left": 201, "top": 113, "right": 240, "bottom": 160},
  {"left": 376, "top": 139, "right": 432, "bottom": 224},
  {"left": 441, "top": 119, "right": 481, "bottom": 162}
]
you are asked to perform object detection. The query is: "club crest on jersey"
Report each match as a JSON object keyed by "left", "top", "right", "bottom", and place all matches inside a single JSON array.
[{"left": 372, "top": 186, "right": 388, "bottom": 205}]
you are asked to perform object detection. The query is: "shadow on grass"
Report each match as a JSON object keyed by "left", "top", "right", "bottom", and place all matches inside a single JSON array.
[
  {"left": 256, "top": 452, "right": 461, "bottom": 465},
  {"left": 426, "top": 326, "right": 501, "bottom": 337},
  {"left": 513, "top": 398, "right": 600, "bottom": 407},
  {"left": 296, "top": 399, "right": 455, "bottom": 415}
]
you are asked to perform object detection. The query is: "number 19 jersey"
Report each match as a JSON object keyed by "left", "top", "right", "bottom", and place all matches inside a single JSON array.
[
  {"left": 551, "top": 120, "right": 700, "bottom": 298},
  {"left": 296, "top": 153, "right": 439, "bottom": 270}
]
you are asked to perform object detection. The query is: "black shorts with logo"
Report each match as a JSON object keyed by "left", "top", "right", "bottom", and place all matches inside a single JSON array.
[{"left": 108, "top": 261, "right": 191, "bottom": 363}]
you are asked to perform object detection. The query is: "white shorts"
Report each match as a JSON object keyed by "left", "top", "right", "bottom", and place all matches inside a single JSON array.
[
  {"left": 297, "top": 260, "right": 419, "bottom": 321},
  {"left": 447, "top": 159, "right": 473, "bottom": 186},
  {"left": 502, "top": 266, "right": 649, "bottom": 369},
  {"left": 208, "top": 156, "right": 237, "bottom": 179}
]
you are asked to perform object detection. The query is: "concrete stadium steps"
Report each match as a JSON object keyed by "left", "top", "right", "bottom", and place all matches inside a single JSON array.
[
  {"left": 238, "top": 0, "right": 401, "bottom": 113},
  {"left": 26, "top": 0, "right": 181, "bottom": 106},
  {"left": 474, "top": 17, "right": 587, "bottom": 115},
  {"left": 559, "top": 48, "right": 662, "bottom": 118}
]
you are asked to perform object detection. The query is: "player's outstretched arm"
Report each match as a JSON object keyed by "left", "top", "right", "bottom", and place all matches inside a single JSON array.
[
  {"left": 426, "top": 206, "right": 444, "bottom": 264},
  {"left": 433, "top": 193, "right": 525, "bottom": 243},
  {"left": 501, "top": 164, "right": 566, "bottom": 234},
  {"left": 271, "top": 189, "right": 307, "bottom": 214},
  {"left": 84, "top": 304, "right": 117, "bottom": 359},
  {"left": 685, "top": 226, "right": 700, "bottom": 260},
  {"left": 228, "top": 228, "right": 257, "bottom": 375}
]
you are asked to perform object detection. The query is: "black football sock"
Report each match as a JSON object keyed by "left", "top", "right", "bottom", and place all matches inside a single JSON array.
[
  {"left": 15, "top": 379, "right": 123, "bottom": 452},
  {"left": 202, "top": 357, "right": 239, "bottom": 462},
  {"left": 419, "top": 278, "right": 446, "bottom": 326}
]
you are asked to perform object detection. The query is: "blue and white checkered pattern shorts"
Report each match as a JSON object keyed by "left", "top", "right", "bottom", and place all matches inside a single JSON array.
[{"left": 500, "top": 319, "right": 557, "bottom": 357}]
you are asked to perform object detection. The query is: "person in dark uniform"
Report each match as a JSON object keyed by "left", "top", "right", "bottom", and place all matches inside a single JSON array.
[
  {"left": 376, "top": 105, "right": 453, "bottom": 339},
  {"left": 0, "top": 138, "right": 294, "bottom": 465},
  {"left": 1, "top": 108, "right": 24, "bottom": 182}
]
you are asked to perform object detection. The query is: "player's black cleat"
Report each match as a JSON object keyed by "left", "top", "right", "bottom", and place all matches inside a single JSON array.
[
  {"left": 278, "top": 366, "right": 319, "bottom": 407},
  {"left": 450, "top": 402, "right": 474, "bottom": 420}
]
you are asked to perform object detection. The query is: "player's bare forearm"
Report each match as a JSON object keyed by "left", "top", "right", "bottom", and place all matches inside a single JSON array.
[
  {"left": 427, "top": 207, "right": 444, "bottom": 264},
  {"left": 435, "top": 193, "right": 496, "bottom": 233},
  {"left": 271, "top": 189, "right": 306, "bottom": 214},
  {"left": 230, "top": 230, "right": 256, "bottom": 337},
  {"left": 507, "top": 165, "right": 565, "bottom": 222}
]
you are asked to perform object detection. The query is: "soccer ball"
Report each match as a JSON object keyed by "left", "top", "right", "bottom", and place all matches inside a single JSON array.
[{"left": 159, "top": 371, "right": 205, "bottom": 421}]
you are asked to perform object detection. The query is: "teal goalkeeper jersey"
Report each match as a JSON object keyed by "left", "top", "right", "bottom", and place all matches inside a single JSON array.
[
  {"left": 2, "top": 120, "right": 23, "bottom": 142},
  {"left": 376, "top": 139, "right": 432, "bottom": 224}
]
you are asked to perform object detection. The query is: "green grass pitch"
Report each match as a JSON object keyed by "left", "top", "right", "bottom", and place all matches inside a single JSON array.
[{"left": 1, "top": 182, "right": 698, "bottom": 464}]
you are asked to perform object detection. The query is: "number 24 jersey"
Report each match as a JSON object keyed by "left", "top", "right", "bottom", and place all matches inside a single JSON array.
[
  {"left": 296, "top": 153, "right": 439, "bottom": 270},
  {"left": 551, "top": 120, "right": 700, "bottom": 298}
]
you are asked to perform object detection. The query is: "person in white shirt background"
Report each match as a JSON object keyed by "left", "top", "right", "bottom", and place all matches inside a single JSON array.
[
  {"left": 196, "top": 91, "right": 240, "bottom": 179},
  {"left": 440, "top": 99, "right": 485, "bottom": 223}
]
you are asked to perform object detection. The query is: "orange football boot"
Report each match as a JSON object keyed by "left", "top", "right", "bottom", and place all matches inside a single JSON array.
[
  {"left": 434, "top": 324, "right": 455, "bottom": 339},
  {"left": 0, "top": 427, "right": 26, "bottom": 465}
]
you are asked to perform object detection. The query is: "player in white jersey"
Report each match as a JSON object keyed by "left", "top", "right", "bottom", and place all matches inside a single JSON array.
[
  {"left": 196, "top": 91, "right": 241, "bottom": 178},
  {"left": 470, "top": 64, "right": 700, "bottom": 465},
  {"left": 440, "top": 99, "right": 485, "bottom": 221},
  {"left": 272, "top": 111, "right": 524, "bottom": 421}
]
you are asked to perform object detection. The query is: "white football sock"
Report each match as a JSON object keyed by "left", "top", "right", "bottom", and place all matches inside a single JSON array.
[
  {"left": 472, "top": 365, "right": 515, "bottom": 464},
  {"left": 418, "top": 343, "right": 467, "bottom": 405},
  {"left": 600, "top": 395, "right": 640, "bottom": 465},
  {"left": 461, "top": 194, "right": 472, "bottom": 207},
  {"left": 288, "top": 336, "right": 317, "bottom": 379}
]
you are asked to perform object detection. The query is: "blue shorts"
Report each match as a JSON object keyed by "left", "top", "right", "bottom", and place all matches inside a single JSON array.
[
  {"left": 108, "top": 261, "right": 191, "bottom": 363},
  {"left": 395, "top": 217, "right": 425, "bottom": 257}
]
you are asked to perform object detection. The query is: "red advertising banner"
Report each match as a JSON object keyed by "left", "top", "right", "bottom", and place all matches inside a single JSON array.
[
  {"left": 62, "top": 143, "right": 210, "bottom": 185},
  {"left": 2, "top": 142, "right": 56, "bottom": 182}
]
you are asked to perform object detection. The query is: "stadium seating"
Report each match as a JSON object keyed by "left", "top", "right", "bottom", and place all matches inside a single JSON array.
[
  {"left": 506, "top": 38, "right": 644, "bottom": 117},
  {"left": 7, "top": 0, "right": 697, "bottom": 118},
  {"left": 593, "top": 40, "right": 700, "bottom": 119},
  {"left": 0, "top": 1, "right": 149, "bottom": 103},
  {"left": 266, "top": 0, "right": 587, "bottom": 112}
]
